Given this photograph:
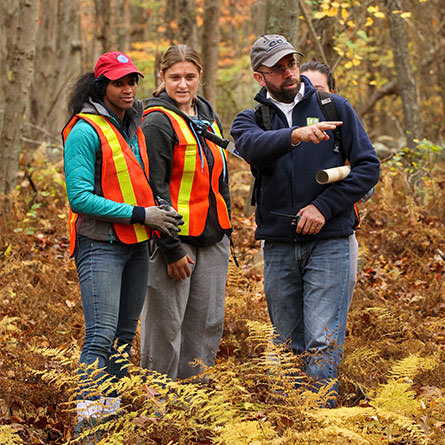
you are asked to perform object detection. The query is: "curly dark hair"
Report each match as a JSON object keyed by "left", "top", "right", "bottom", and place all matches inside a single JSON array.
[{"left": 67, "top": 72, "right": 105, "bottom": 115}]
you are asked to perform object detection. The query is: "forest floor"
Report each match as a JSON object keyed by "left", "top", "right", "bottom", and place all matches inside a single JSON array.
[{"left": 0, "top": 150, "right": 444, "bottom": 444}]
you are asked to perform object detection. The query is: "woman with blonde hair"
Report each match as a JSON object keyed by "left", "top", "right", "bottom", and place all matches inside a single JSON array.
[{"left": 140, "top": 44, "right": 231, "bottom": 380}]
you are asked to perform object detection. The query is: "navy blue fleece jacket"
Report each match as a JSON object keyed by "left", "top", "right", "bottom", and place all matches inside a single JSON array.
[{"left": 230, "top": 76, "right": 380, "bottom": 242}]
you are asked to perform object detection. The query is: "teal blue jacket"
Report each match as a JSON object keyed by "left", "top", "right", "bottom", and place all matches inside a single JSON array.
[{"left": 63, "top": 98, "right": 147, "bottom": 242}]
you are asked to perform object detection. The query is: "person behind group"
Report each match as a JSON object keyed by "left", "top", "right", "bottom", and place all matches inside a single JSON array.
[
  {"left": 140, "top": 44, "right": 232, "bottom": 380},
  {"left": 62, "top": 51, "right": 182, "bottom": 435},
  {"left": 300, "top": 59, "right": 336, "bottom": 93},
  {"left": 300, "top": 59, "right": 374, "bottom": 308},
  {"left": 231, "top": 35, "right": 380, "bottom": 406}
]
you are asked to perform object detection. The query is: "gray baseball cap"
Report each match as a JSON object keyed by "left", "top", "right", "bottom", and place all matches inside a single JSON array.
[{"left": 250, "top": 34, "right": 303, "bottom": 71}]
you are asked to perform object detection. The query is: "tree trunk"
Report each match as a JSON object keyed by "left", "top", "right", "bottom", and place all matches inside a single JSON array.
[
  {"left": 0, "top": 1, "right": 19, "bottom": 137},
  {"left": 438, "top": 0, "right": 445, "bottom": 140},
  {"left": 95, "top": 0, "right": 113, "bottom": 55},
  {"left": 383, "top": 0, "right": 423, "bottom": 149},
  {"left": 229, "top": 0, "right": 240, "bottom": 58},
  {"left": 0, "top": 5, "right": 6, "bottom": 134},
  {"left": 201, "top": 0, "right": 221, "bottom": 106},
  {"left": 178, "top": 0, "right": 198, "bottom": 48},
  {"left": 163, "top": 0, "right": 197, "bottom": 47},
  {"left": 263, "top": 0, "right": 300, "bottom": 44},
  {"left": 55, "top": 0, "right": 82, "bottom": 123},
  {"left": 165, "top": 0, "right": 179, "bottom": 44},
  {"left": 28, "top": 0, "right": 82, "bottom": 144},
  {"left": 252, "top": 1, "right": 266, "bottom": 37},
  {"left": 128, "top": 2, "right": 151, "bottom": 44},
  {"left": 117, "top": 0, "right": 131, "bottom": 52},
  {"left": 0, "top": 0, "right": 39, "bottom": 199},
  {"left": 29, "top": 0, "right": 58, "bottom": 141}
]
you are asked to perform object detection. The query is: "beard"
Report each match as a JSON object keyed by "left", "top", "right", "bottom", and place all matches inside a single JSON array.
[{"left": 265, "top": 77, "right": 300, "bottom": 103}]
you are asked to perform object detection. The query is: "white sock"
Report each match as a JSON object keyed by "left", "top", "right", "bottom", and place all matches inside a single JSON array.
[
  {"left": 101, "top": 396, "right": 121, "bottom": 416},
  {"left": 76, "top": 399, "right": 106, "bottom": 421}
]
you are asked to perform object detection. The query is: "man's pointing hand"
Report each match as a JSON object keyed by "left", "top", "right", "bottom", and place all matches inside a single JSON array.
[{"left": 291, "top": 121, "right": 343, "bottom": 145}]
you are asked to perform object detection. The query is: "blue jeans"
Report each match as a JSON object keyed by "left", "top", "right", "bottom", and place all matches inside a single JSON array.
[
  {"left": 74, "top": 235, "right": 149, "bottom": 400},
  {"left": 263, "top": 237, "right": 350, "bottom": 404}
]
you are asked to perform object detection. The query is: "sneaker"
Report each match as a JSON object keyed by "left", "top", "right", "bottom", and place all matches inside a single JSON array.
[{"left": 73, "top": 417, "right": 100, "bottom": 444}]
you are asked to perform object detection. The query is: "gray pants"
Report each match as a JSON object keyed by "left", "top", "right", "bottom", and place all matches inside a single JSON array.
[
  {"left": 140, "top": 236, "right": 230, "bottom": 380},
  {"left": 348, "top": 233, "right": 358, "bottom": 307}
]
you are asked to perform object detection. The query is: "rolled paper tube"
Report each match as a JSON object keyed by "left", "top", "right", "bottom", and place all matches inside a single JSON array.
[{"left": 316, "top": 165, "right": 351, "bottom": 184}]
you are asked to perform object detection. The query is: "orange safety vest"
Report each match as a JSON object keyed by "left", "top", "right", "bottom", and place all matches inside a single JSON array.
[
  {"left": 143, "top": 106, "right": 231, "bottom": 237},
  {"left": 62, "top": 113, "right": 156, "bottom": 255},
  {"left": 353, "top": 203, "right": 361, "bottom": 229}
]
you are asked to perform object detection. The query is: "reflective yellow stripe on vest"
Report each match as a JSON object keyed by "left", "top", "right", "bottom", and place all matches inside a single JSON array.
[
  {"left": 211, "top": 121, "right": 222, "bottom": 138},
  {"left": 78, "top": 113, "right": 147, "bottom": 242},
  {"left": 148, "top": 108, "right": 198, "bottom": 236}
]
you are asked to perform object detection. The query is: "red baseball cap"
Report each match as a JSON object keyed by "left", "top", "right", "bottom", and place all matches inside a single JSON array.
[{"left": 94, "top": 51, "right": 144, "bottom": 80}]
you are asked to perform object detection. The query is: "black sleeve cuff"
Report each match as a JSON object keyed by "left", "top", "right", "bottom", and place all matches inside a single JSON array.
[
  {"left": 131, "top": 206, "right": 146, "bottom": 224},
  {"left": 154, "top": 234, "right": 187, "bottom": 264}
]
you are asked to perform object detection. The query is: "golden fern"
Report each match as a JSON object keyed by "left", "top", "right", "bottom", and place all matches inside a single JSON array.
[
  {"left": 311, "top": 406, "right": 427, "bottom": 444},
  {"left": 340, "top": 344, "right": 385, "bottom": 387},
  {"left": 371, "top": 353, "right": 441, "bottom": 419},
  {"left": 373, "top": 381, "right": 419, "bottom": 416},
  {"left": 24, "top": 319, "right": 437, "bottom": 444},
  {"left": 226, "top": 261, "right": 252, "bottom": 289},
  {"left": 364, "top": 306, "right": 407, "bottom": 338},
  {"left": 389, "top": 354, "right": 439, "bottom": 381},
  {"left": 213, "top": 419, "right": 278, "bottom": 444},
  {"left": 0, "top": 425, "right": 25, "bottom": 445},
  {"left": 28, "top": 345, "right": 80, "bottom": 365},
  {"left": 0, "top": 316, "right": 20, "bottom": 334},
  {"left": 279, "top": 423, "right": 371, "bottom": 444}
]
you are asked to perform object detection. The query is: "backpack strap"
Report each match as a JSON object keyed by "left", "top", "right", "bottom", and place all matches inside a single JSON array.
[
  {"left": 251, "top": 103, "right": 276, "bottom": 206},
  {"left": 316, "top": 91, "right": 361, "bottom": 228},
  {"left": 254, "top": 103, "right": 275, "bottom": 131},
  {"left": 316, "top": 90, "right": 342, "bottom": 153}
]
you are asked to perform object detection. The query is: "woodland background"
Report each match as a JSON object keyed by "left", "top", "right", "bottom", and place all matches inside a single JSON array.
[{"left": 0, "top": 0, "right": 444, "bottom": 444}]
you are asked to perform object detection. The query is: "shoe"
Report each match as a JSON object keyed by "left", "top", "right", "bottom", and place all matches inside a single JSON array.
[{"left": 73, "top": 417, "right": 101, "bottom": 444}]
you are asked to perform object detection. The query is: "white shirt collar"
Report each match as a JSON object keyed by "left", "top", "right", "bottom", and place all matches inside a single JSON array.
[{"left": 266, "top": 82, "right": 305, "bottom": 127}]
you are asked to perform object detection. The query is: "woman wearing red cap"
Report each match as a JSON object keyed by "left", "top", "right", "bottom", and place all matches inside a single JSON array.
[
  {"left": 139, "top": 45, "right": 231, "bottom": 381},
  {"left": 62, "top": 51, "right": 182, "bottom": 435}
]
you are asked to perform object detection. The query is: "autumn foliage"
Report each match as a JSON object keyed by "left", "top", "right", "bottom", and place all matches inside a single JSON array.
[{"left": 0, "top": 146, "right": 444, "bottom": 443}]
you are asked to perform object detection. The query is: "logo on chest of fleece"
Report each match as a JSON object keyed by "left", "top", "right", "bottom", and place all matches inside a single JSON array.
[{"left": 306, "top": 117, "right": 319, "bottom": 126}]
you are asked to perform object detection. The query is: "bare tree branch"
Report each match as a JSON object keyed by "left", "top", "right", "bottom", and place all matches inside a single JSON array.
[
  {"left": 298, "top": 0, "right": 328, "bottom": 65},
  {"left": 358, "top": 80, "right": 398, "bottom": 117}
]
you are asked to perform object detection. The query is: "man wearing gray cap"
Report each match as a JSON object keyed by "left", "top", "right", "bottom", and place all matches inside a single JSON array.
[{"left": 231, "top": 34, "right": 380, "bottom": 407}]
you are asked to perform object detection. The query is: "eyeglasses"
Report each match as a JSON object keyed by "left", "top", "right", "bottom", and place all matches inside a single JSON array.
[{"left": 256, "top": 60, "right": 299, "bottom": 77}]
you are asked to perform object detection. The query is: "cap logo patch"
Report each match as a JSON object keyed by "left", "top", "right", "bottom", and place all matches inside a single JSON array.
[
  {"left": 117, "top": 54, "right": 129, "bottom": 63},
  {"left": 266, "top": 38, "right": 286, "bottom": 52}
]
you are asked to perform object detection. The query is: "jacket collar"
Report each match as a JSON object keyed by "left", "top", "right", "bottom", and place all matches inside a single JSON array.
[
  {"left": 81, "top": 98, "right": 144, "bottom": 141},
  {"left": 144, "top": 91, "right": 215, "bottom": 123}
]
